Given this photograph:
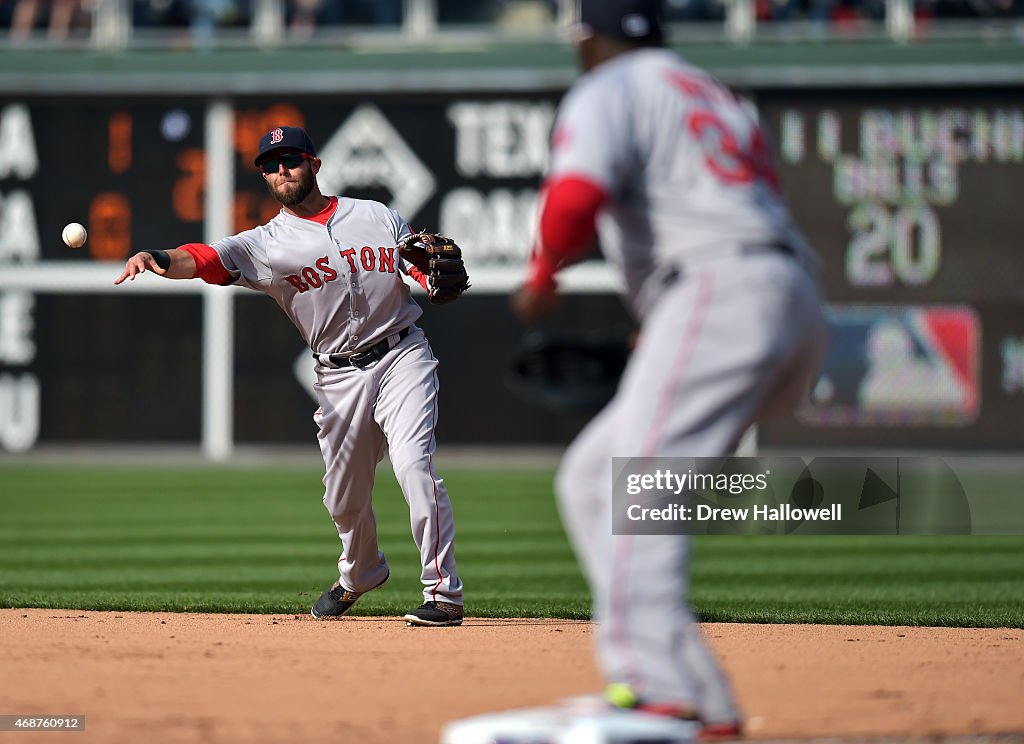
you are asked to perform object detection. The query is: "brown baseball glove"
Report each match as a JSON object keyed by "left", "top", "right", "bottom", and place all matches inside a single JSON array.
[
  {"left": 505, "top": 328, "right": 633, "bottom": 414},
  {"left": 398, "top": 232, "right": 470, "bottom": 305}
]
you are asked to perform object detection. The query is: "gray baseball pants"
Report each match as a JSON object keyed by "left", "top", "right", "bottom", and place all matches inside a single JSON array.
[
  {"left": 313, "top": 326, "right": 463, "bottom": 605},
  {"left": 556, "top": 252, "right": 826, "bottom": 724}
]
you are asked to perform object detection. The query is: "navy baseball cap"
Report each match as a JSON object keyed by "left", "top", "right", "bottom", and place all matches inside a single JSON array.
[
  {"left": 576, "top": 0, "right": 664, "bottom": 45},
  {"left": 254, "top": 126, "right": 317, "bottom": 167}
]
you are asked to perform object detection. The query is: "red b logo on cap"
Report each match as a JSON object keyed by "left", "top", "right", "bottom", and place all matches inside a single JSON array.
[{"left": 270, "top": 128, "right": 284, "bottom": 145}]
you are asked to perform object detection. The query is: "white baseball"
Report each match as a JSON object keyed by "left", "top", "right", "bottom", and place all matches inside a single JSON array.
[{"left": 62, "top": 222, "right": 88, "bottom": 248}]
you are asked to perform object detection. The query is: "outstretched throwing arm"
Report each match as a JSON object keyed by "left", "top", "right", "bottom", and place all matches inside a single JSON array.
[{"left": 114, "top": 249, "right": 197, "bottom": 285}]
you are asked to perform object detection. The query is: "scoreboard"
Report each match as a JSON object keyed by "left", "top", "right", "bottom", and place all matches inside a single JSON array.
[
  {"left": 761, "top": 92, "right": 1023, "bottom": 303},
  {"left": 1, "top": 101, "right": 206, "bottom": 264},
  {"left": 1, "top": 88, "right": 1023, "bottom": 451},
  {"left": 758, "top": 90, "right": 1024, "bottom": 449}
]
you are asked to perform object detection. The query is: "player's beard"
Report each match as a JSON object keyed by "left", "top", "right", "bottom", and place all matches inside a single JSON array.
[{"left": 268, "top": 169, "right": 315, "bottom": 207}]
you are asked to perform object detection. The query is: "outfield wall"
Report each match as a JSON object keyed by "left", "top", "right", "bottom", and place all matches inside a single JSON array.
[{"left": 0, "top": 46, "right": 1022, "bottom": 456}]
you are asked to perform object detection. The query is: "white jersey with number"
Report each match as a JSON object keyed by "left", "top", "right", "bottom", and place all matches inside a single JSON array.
[
  {"left": 210, "top": 197, "right": 421, "bottom": 355},
  {"left": 549, "top": 47, "right": 815, "bottom": 317}
]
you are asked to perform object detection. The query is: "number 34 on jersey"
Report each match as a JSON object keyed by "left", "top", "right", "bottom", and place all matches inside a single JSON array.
[{"left": 666, "top": 69, "right": 781, "bottom": 194}]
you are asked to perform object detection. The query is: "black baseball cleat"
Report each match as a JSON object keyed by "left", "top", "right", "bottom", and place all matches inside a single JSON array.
[
  {"left": 404, "top": 600, "right": 464, "bottom": 627},
  {"left": 310, "top": 583, "right": 363, "bottom": 619},
  {"left": 311, "top": 570, "right": 389, "bottom": 619}
]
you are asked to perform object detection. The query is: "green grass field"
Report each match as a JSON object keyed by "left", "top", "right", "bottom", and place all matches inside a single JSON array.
[{"left": 1, "top": 465, "right": 1021, "bottom": 628}]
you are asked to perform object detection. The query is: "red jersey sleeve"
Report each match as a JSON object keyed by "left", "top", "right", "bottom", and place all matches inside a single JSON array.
[
  {"left": 525, "top": 175, "right": 607, "bottom": 292},
  {"left": 177, "top": 243, "right": 234, "bottom": 286}
]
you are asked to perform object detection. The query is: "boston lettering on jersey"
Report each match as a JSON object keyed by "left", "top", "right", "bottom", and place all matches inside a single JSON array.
[{"left": 284, "top": 246, "right": 398, "bottom": 294}]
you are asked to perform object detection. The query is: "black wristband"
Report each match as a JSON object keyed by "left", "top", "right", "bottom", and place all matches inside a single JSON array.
[{"left": 144, "top": 249, "right": 171, "bottom": 270}]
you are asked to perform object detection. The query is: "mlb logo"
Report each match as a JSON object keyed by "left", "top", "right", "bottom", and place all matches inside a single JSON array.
[{"left": 799, "top": 305, "right": 980, "bottom": 427}]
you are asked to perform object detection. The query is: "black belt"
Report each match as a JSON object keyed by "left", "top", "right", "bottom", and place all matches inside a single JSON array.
[
  {"left": 661, "top": 242, "right": 796, "bottom": 288},
  {"left": 744, "top": 241, "right": 795, "bottom": 257},
  {"left": 316, "top": 327, "right": 410, "bottom": 369}
]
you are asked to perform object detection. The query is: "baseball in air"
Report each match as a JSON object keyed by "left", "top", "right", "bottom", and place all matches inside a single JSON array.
[{"left": 62, "top": 222, "right": 88, "bottom": 248}]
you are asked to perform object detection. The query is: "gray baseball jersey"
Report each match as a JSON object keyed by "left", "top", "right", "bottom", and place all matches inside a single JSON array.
[
  {"left": 211, "top": 197, "right": 422, "bottom": 354},
  {"left": 546, "top": 48, "right": 826, "bottom": 723},
  {"left": 548, "top": 47, "right": 817, "bottom": 318}
]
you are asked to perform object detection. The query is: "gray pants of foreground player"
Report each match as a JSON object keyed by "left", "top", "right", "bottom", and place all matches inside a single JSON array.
[
  {"left": 313, "top": 326, "right": 463, "bottom": 605},
  {"left": 556, "top": 252, "right": 826, "bottom": 724}
]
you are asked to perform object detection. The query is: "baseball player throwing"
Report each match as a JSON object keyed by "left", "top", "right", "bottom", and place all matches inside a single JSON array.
[
  {"left": 115, "top": 126, "right": 469, "bottom": 627},
  {"left": 513, "top": 0, "right": 828, "bottom": 737}
]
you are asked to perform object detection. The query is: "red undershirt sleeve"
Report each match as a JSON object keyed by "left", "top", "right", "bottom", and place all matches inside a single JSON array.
[
  {"left": 177, "top": 243, "right": 234, "bottom": 286},
  {"left": 524, "top": 175, "right": 608, "bottom": 292},
  {"left": 405, "top": 264, "right": 430, "bottom": 291}
]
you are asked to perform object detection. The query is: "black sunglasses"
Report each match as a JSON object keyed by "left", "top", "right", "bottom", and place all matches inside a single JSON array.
[{"left": 259, "top": 153, "right": 311, "bottom": 174}]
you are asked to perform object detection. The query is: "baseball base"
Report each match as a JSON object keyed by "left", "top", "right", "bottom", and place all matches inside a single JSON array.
[{"left": 440, "top": 700, "right": 699, "bottom": 744}]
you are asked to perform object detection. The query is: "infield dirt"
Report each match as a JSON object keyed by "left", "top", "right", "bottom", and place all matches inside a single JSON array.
[{"left": 0, "top": 610, "right": 1021, "bottom": 743}]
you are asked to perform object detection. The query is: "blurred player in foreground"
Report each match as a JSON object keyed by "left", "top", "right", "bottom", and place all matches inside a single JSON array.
[
  {"left": 114, "top": 126, "right": 468, "bottom": 627},
  {"left": 509, "top": 0, "right": 828, "bottom": 738}
]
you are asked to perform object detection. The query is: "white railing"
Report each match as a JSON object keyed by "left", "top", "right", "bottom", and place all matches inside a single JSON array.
[
  {"left": 886, "top": 0, "right": 916, "bottom": 42},
  {"left": 403, "top": 0, "right": 438, "bottom": 39},
  {"left": 2, "top": 0, "right": 1008, "bottom": 51},
  {"left": 203, "top": 101, "right": 235, "bottom": 461},
  {"left": 726, "top": 0, "right": 756, "bottom": 44}
]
